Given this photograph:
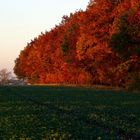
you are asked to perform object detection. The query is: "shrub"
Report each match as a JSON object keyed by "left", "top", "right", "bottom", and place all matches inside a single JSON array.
[{"left": 126, "top": 72, "right": 140, "bottom": 92}]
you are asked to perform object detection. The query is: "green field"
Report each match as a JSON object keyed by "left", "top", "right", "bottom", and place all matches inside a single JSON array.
[{"left": 0, "top": 86, "right": 140, "bottom": 140}]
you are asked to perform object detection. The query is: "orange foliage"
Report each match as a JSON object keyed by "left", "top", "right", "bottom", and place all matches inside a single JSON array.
[{"left": 14, "top": 0, "right": 140, "bottom": 87}]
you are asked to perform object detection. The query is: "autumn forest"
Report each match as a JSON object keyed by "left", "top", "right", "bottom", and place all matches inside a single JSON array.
[{"left": 14, "top": 0, "right": 140, "bottom": 90}]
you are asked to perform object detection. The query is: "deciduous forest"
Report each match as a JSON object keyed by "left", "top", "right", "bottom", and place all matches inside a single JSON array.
[{"left": 14, "top": 0, "right": 140, "bottom": 90}]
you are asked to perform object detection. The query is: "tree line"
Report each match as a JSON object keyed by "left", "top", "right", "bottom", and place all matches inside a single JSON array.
[{"left": 14, "top": 0, "right": 140, "bottom": 90}]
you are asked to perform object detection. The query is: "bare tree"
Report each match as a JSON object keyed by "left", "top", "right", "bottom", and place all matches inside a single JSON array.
[{"left": 0, "top": 69, "right": 11, "bottom": 85}]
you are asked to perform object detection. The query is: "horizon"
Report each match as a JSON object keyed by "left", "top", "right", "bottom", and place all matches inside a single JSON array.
[{"left": 0, "top": 0, "right": 89, "bottom": 76}]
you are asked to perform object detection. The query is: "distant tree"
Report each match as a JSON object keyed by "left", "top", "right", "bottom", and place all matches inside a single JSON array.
[{"left": 0, "top": 69, "right": 11, "bottom": 85}]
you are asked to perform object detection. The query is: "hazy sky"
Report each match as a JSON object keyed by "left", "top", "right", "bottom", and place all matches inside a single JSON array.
[{"left": 0, "top": 0, "right": 89, "bottom": 75}]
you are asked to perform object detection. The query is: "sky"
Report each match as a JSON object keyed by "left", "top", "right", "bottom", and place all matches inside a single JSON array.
[{"left": 0, "top": 0, "right": 89, "bottom": 75}]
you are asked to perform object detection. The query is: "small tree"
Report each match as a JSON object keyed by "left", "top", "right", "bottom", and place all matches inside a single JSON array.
[{"left": 0, "top": 69, "right": 11, "bottom": 85}]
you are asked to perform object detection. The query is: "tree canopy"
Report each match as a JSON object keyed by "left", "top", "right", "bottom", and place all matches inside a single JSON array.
[{"left": 14, "top": 0, "right": 140, "bottom": 89}]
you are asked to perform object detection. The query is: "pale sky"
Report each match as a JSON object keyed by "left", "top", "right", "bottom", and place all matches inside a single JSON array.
[{"left": 0, "top": 0, "right": 89, "bottom": 75}]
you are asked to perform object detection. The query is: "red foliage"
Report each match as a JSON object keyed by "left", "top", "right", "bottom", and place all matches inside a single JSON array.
[{"left": 14, "top": 0, "right": 140, "bottom": 87}]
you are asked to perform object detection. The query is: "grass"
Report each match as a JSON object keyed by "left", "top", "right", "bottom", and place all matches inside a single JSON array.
[{"left": 0, "top": 86, "right": 140, "bottom": 140}]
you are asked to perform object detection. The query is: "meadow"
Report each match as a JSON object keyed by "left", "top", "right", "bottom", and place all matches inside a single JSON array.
[{"left": 0, "top": 86, "right": 140, "bottom": 140}]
